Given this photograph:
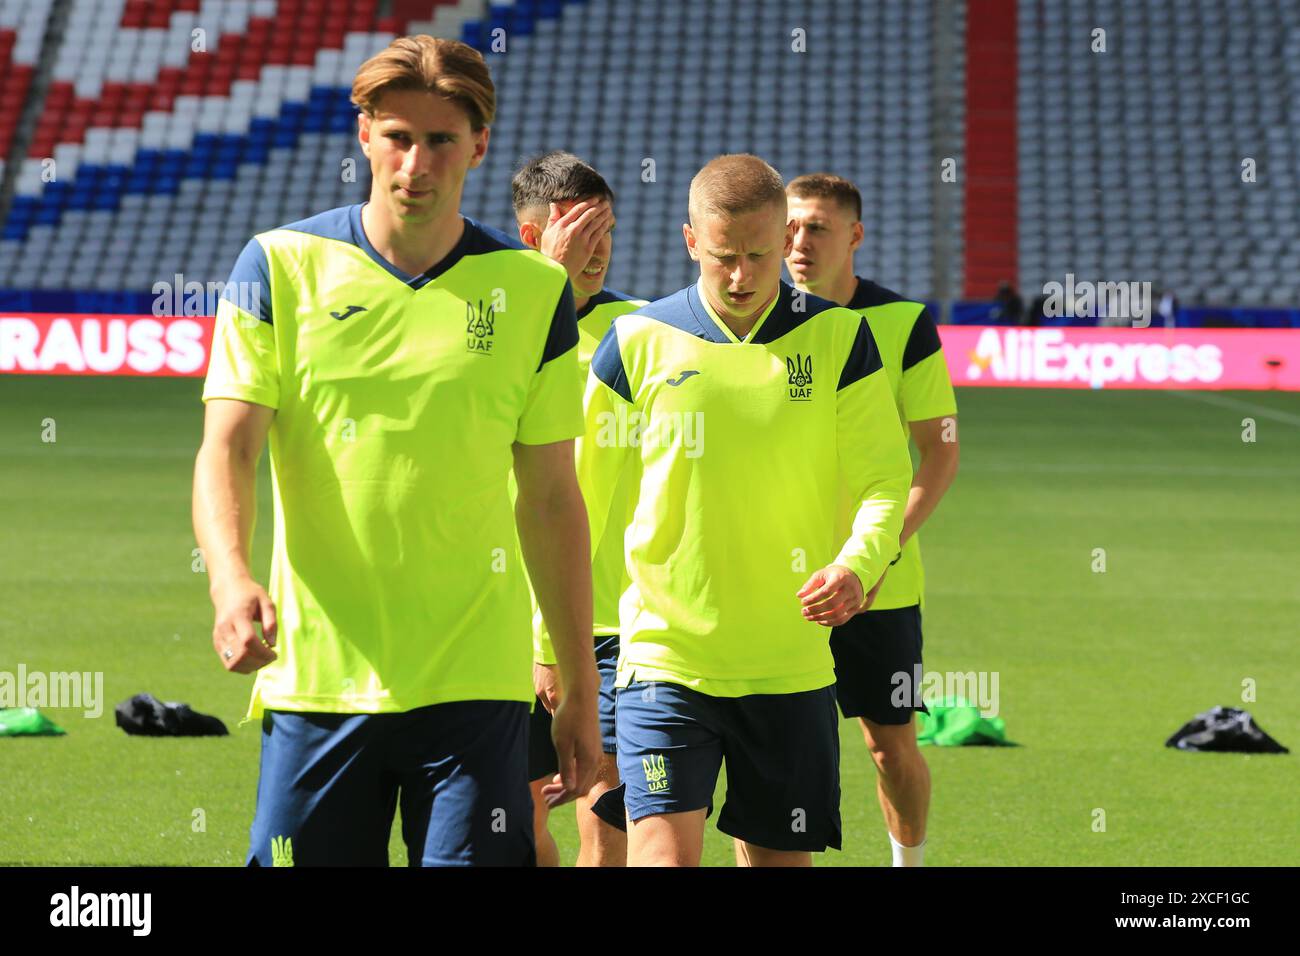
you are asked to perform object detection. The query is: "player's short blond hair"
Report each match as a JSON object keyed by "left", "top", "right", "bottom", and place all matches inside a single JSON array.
[
  {"left": 351, "top": 35, "right": 495, "bottom": 129},
  {"left": 688, "top": 154, "right": 786, "bottom": 226}
]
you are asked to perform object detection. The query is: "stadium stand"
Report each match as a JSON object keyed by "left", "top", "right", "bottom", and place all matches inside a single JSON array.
[
  {"left": 0, "top": 0, "right": 1294, "bottom": 317},
  {"left": 1018, "top": 0, "right": 1300, "bottom": 309},
  {"left": 0, "top": 0, "right": 959, "bottom": 306},
  {"left": 465, "top": 0, "right": 958, "bottom": 299},
  {"left": 0, "top": 0, "right": 56, "bottom": 186},
  {"left": 1, "top": 0, "right": 396, "bottom": 294}
]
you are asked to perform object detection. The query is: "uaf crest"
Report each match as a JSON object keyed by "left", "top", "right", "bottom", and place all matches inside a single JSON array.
[
  {"left": 466, "top": 299, "right": 495, "bottom": 354},
  {"left": 787, "top": 353, "right": 813, "bottom": 401}
]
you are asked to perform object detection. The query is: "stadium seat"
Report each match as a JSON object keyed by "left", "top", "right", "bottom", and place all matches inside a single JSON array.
[
  {"left": 0, "top": 0, "right": 963, "bottom": 303},
  {"left": 1018, "top": 0, "right": 1300, "bottom": 307}
]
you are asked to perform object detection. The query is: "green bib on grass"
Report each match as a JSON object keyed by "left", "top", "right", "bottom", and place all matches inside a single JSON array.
[
  {"left": 0, "top": 708, "right": 66, "bottom": 736},
  {"left": 918, "top": 698, "right": 1014, "bottom": 746}
]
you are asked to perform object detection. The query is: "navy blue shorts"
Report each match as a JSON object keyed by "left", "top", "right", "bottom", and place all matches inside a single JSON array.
[
  {"left": 247, "top": 700, "right": 534, "bottom": 867},
  {"left": 527, "top": 634, "right": 620, "bottom": 782},
  {"left": 829, "top": 605, "right": 928, "bottom": 724},
  {"left": 527, "top": 696, "right": 558, "bottom": 783},
  {"left": 594, "top": 633, "right": 619, "bottom": 753},
  {"left": 616, "top": 681, "right": 841, "bottom": 853}
]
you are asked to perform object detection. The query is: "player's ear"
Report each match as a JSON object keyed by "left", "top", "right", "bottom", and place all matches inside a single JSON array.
[
  {"left": 467, "top": 125, "right": 490, "bottom": 169},
  {"left": 782, "top": 218, "right": 795, "bottom": 257},
  {"left": 518, "top": 220, "right": 540, "bottom": 251},
  {"left": 683, "top": 222, "right": 698, "bottom": 261},
  {"left": 357, "top": 112, "right": 371, "bottom": 157},
  {"left": 849, "top": 220, "right": 864, "bottom": 253}
]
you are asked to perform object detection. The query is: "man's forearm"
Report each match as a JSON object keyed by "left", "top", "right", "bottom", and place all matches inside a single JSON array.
[
  {"left": 516, "top": 483, "right": 598, "bottom": 698},
  {"left": 900, "top": 443, "right": 959, "bottom": 547},
  {"left": 193, "top": 443, "right": 258, "bottom": 592}
]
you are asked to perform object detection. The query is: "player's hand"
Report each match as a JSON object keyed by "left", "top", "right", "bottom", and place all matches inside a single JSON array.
[
  {"left": 857, "top": 568, "right": 888, "bottom": 615},
  {"left": 542, "top": 683, "right": 601, "bottom": 808},
  {"left": 540, "top": 200, "right": 613, "bottom": 286},
  {"left": 797, "top": 564, "right": 865, "bottom": 628},
  {"left": 534, "top": 662, "right": 562, "bottom": 714},
  {"left": 210, "top": 576, "right": 278, "bottom": 673}
]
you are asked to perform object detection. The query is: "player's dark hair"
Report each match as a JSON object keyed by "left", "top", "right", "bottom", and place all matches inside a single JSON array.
[
  {"left": 787, "top": 172, "right": 862, "bottom": 222},
  {"left": 511, "top": 150, "right": 614, "bottom": 216}
]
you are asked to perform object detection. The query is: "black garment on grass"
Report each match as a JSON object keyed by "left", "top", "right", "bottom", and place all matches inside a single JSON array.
[
  {"left": 114, "top": 693, "right": 228, "bottom": 736},
  {"left": 1166, "top": 706, "right": 1287, "bottom": 754}
]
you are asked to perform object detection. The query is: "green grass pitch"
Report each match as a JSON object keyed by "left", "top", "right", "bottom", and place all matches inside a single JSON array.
[{"left": 1, "top": 376, "right": 1296, "bottom": 865}]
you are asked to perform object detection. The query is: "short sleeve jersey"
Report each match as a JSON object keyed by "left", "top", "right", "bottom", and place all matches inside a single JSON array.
[
  {"left": 527, "top": 288, "right": 648, "bottom": 664},
  {"left": 580, "top": 280, "right": 913, "bottom": 697},
  {"left": 202, "top": 203, "right": 582, "bottom": 717},
  {"left": 846, "top": 278, "right": 957, "bottom": 609}
]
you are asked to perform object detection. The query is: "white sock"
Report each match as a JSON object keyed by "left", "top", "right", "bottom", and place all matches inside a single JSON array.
[{"left": 889, "top": 832, "right": 926, "bottom": 867}]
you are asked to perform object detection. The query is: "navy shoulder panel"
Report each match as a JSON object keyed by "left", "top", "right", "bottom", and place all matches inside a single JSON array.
[
  {"left": 838, "top": 317, "right": 885, "bottom": 391},
  {"left": 463, "top": 215, "right": 529, "bottom": 253},
  {"left": 577, "top": 288, "right": 618, "bottom": 320},
  {"left": 221, "top": 237, "right": 273, "bottom": 325},
  {"left": 636, "top": 286, "right": 728, "bottom": 343},
  {"left": 901, "top": 307, "right": 943, "bottom": 371},
  {"left": 589, "top": 320, "right": 633, "bottom": 402},
  {"left": 846, "top": 277, "right": 911, "bottom": 311},
  {"left": 277, "top": 204, "right": 357, "bottom": 244},
  {"left": 579, "top": 286, "right": 645, "bottom": 318},
  {"left": 751, "top": 281, "right": 840, "bottom": 345},
  {"left": 417, "top": 216, "right": 526, "bottom": 285},
  {"left": 600, "top": 286, "right": 644, "bottom": 304},
  {"left": 539, "top": 281, "right": 579, "bottom": 370}
]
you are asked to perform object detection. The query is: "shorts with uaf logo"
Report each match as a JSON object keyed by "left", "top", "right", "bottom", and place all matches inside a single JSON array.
[
  {"left": 247, "top": 700, "right": 534, "bottom": 867},
  {"left": 615, "top": 680, "right": 841, "bottom": 853}
]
